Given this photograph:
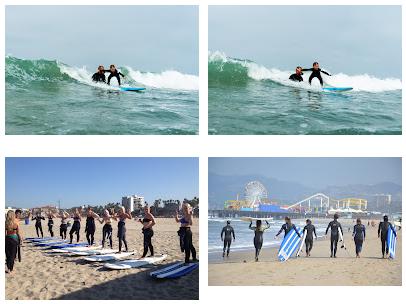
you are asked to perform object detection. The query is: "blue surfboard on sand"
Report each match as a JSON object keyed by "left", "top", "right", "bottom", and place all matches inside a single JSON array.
[
  {"left": 49, "top": 242, "right": 88, "bottom": 249},
  {"left": 120, "top": 87, "right": 146, "bottom": 92},
  {"left": 387, "top": 225, "right": 397, "bottom": 259},
  {"left": 322, "top": 87, "right": 353, "bottom": 92},
  {"left": 278, "top": 227, "right": 303, "bottom": 261},
  {"left": 150, "top": 262, "right": 198, "bottom": 279}
]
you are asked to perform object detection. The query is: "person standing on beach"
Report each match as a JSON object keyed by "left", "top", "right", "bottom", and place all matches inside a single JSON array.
[
  {"left": 378, "top": 215, "right": 397, "bottom": 259},
  {"left": 221, "top": 220, "right": 235, "bottom": 258},
  {"left": 325, "top": 213, "right": 343, "bottom": 258},
  {"left": 352, "top": 218, "right": 366, "bottom": 258},
  {"left": 112, "top": 207, "right": 132, "bottom": 253},
  {"left": 249, "top": 220, "right": 270, "bottom": 262},
  {"left": 46, "top": 211, "right": 56, "bottom": 237},
  {"left": 14, "top": 209, "right": 23, "bottom": 263},
  {"left": 56, "top": 211, "right": 70, "bottom": 239},
  {"left": 69, "top": 208, "right": 82, "bottom": 244},
  {"left": 303, "top": 219, "right": 317, "bottom": 257},
  {"left": 5, "top": 210, "right": 21, "bottom": 275},
  {"left": 138, "top": 205, "right": 156, "bottom": 258},
  {"left": 85, "top": 207, "right": 100, "bottom": 246},
  {"left": 31, "top": 211, "right": 45, "bottom": 238},
  {"left": 176, "top": 202, "right": 198, "bottom": 264},
  {"left": 98, "top": 209, "right": 114, "bottom": 249},
  {"left": 275, "top": 217, "right": 301, "bottom": 239}
]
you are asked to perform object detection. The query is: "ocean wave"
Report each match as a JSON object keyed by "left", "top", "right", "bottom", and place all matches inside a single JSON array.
[
  {"left": 6, "top": 56, "right": 198, "bottom": 91},
  {"left": 208, "top": 51, "right": 402, "bottom": 92}
]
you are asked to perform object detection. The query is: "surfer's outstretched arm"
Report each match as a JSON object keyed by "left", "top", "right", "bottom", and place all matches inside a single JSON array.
[
  {"left": 119, "top": 72, "right": 125, "bottom": 77},
  {"left": 301, "top": 68, "right": 312, "bottom": 72},
  {"left": 275, "top": 226, "right": 283, "bottom": 237},
  {"left": 321, "top": 70, "right": 331, "bottom": 76}
]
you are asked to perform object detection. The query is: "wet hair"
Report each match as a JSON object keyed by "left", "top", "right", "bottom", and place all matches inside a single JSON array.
[
  {"left": 383, "top": 215, "right": 389, "bottom": 222},
  {"left": 110, "top": 64, "right": 116, "bottom": 69},
  {"left": 256, "top": 220, "right": 262, "bottom": 226},
  {"left": 334, "top": 213, "right": 339, "bottom": 219},
  {"left": 226, "top": 220, "right": 231, "bottom": 225},
  {"left": 313, "top": 62, "right": 319, "bottom": 66},
  {"left": 296, "top": 66, "right": 302, "bottom": 70},
  {"left": 306, "top": 219, "right": 311, "bottom": 224},
  {"left": 356, "top": 218, "right": 361, "bottom": 224}
]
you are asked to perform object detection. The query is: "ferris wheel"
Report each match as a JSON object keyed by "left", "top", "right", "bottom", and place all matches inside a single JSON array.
[{"left": 244, "top": 181, "right": 268, "bottom": 208}]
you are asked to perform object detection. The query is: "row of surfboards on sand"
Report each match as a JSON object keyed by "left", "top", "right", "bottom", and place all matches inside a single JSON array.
[
  {"left": 241, "top": 217, "right": 397, "bottom": 261},
  {"left": 25, "top": 237, "right": 198, "bottom": 278}
]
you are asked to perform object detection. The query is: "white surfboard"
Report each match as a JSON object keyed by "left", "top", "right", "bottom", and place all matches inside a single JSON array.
[
  {"left": 70, "top": 248, "right": 117, "bottom": 256},
  {"left": 84, "top": 251, "right": 136, "bottom": 262},
  {"left": 296, "top": 229, "right": 307, "bottom": 257},
  {"left": 52, "top": 245, "right": 102, "bottom": 253},
  {"left": 338, "top": 228, "right": 347, "bottom": 250},
  {"left": 150, "top": 262, "right": 199, "bottom": 279},
  {"left": 241, "top": 217, "right": 273, "bottom": 222},
  {"left": 104, "top": 254, "right": 168, "bottom": 270}
]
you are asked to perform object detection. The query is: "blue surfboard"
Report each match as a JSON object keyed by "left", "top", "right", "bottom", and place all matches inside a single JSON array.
[
  {"left": 278, "top": 227, "right": 303, "bottom": 261},
  {"left": 49, "top": 242, "right": 88, "bottom": 249},
  {"left": 34, "top": 240, "right": 68, "bottom": 247},
  {"left": 150, "top": 262, "right": 199, "bottom": 279},
  {"left": 387, "top": 225, "right": 397, "bottom": 259},
  {"left": 120, "top": 87, "right": 146, "bottom": 92},
  {"left": 322, "top": 87, "right": 353, "bottom": 92},
  {"left": 27, "top": 237, "right": 58, "bottom": 242}
]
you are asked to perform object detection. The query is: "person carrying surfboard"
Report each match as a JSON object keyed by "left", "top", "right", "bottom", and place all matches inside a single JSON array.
[
  {"left": 302, "top": 62, "right": 331, "bottom": 86},
  {"left": 289, "top": 66, "right": 304, "bottom": 82},
  {"left": 91, "top": 65, "right": 107, "bottom": 83},
  {"left": 106, "top": 64, "right": 125, "bottom": 86},
  {"left": 378, "top": 215, "right": 397, "bottom": 259},
  {"left": 249, "top": 220, "right": 270, "bottom": 262},
  {"left": 303, "top": 219, "right": 317, "bottom": 257},
  {"left": 352, "top": 218, "right": 366, "bottom": 258},
  {"left": 221, "top": 220, "right": 235, "bottom": 258},
  {"left": 275, "top": 217, "right": 301, "bottom": 239},
  {"left": 325, "top": 213, "right": 343, "bottom": 258}
]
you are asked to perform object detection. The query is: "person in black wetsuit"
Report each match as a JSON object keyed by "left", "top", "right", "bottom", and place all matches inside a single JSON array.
[
  {"left": 275, "top": 217, "right": 301, "bottom": 239},
  {"left": 352, "top": 218, "right": 366, "bottom": 258},
  {"left": 69, "top": 208, "right": 82, "bottom": 244},
  {"left": 303, "top": 219, "right": 317, "bottom": 256},
  {"left": 57, "top": 211, "right": 69, "bottom": 239},
  {"left": 106, "top": 64, "right": 125, "bottom": 86},
  {"left": 85, "top": 207, "right": 100, "bottom": 246},
  {"left": 99, "top": 209, "right": 114, "bottom": 248},
  {"left": 92, "top": 65, "right": 106, "bottom": 83},
  {"left": 221, "top": 220, "right": 235, "bottom": 258},
  {"left": 249, "top": 220, "right": 271, "bottom": 262},
  {"left": 175, "top": 202, "right": 198, "bottom": 264},
  {"left": 31, "top": 211, "right": 45, "bottom": 238},
  {"left": 138, "top": 206, "right": 156, "bottom": 258},
  {"left": 46, "top": 211, "right": 56, "bottom": 237},
  {"left": 113, "top": 207, "right": 132, "bottom": 253},
  {"left": 302, "top": 62, "right": 331, "bottom": 86},
  {"left": 325, "top": 213, "right": 343, "bottom": 258},
  {"left": 378, "top": 215, "right": 397, "bottom": 259},
  {"left": 289, "top": 66, "right": 304, "bottom": 82}
]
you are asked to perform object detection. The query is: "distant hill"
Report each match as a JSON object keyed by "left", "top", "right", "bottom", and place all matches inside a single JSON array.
[{"left": 208, "top": 173, "right": 402, "bottom": 212}]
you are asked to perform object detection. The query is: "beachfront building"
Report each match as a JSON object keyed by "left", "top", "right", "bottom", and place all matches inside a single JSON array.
[{"left": 122, "top": 195, "right": 145, "bottom": 212}]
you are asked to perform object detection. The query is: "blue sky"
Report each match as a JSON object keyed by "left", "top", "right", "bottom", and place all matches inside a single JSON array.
[
  {"left": 6, "top": 158, "right": 199, "bottom": 208},
  {"left": 6, "top": 6, "right": 199, "bottom": 74},
  {"left": 209, "top": 6, "right": 402, "bottom": 78},
  {"left": 209, "top": 158, "right": 401, "bottom": 188}
]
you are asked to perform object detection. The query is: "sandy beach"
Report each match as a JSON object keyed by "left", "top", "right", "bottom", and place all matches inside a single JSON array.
[
  {"left": 6, "top": 217, "right": 199, "bottom": 300},
  {"left": 209, "top": 221, "right": 401, "bottom": 286}
]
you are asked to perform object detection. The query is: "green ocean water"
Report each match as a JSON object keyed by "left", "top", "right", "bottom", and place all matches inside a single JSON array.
[
  {"left": 208, "top": 53, "right": 402, "bottom": 135},
  {"left": 6, "top": 56, "right": 199, "bottom": 135}
]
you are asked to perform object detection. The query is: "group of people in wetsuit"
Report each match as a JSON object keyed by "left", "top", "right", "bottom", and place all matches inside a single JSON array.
[
  {"left": 220, "top": 214, "right": 397, "bottom": 262},
  {"left": 5, "top": 202, "right": 198, "bottom": 275},
  {"left": 289, "top": 62, "right": 332, "bottom": 86},
  {"left": 91, "top": 64, "right": 125, "bottom": 86}
]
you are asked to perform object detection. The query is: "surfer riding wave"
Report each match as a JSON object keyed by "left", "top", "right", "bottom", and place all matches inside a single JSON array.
[{"left": 289, "top": 62, "right": 331, "bottom": 86}]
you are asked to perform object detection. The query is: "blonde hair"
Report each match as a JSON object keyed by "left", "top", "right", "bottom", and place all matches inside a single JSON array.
[{"left": 5, "top": 210, "right": 16, "bottom": 231}]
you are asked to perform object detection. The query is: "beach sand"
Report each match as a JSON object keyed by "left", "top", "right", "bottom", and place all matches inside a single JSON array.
[
  {"left": 6, "top": 217, "right": 199, "bottom": 300},
  {"left": 209, "top": 224, "right": 401, "bottom": 286}
]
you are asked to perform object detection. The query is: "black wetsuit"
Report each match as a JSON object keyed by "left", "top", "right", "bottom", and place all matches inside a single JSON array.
[
  {"left": 5, "top": 230, "right": 19, "bottom": 272},
  {"left": 141, "top": 218, "right": 154, "bottom": 258},
  {"left": 92, "top": 72, "right": 106, "bottom": 83},
  {"left": 302, "top": 68, "right": 331, "bottom": 85},
  {"left": 221, "top": 225, "right": 235, "bottom": 257},
  {"left": 353, "top": 224, "right": 366, "bottom": 255},
  {"left": 378, "top": 221, "right": 396, "bottom": 256},
  {"left": 117, "top": 219, "right": 128, "bottom": 252},
  {"left": 106, "top": 70, "right": 125, "bottom": 85},
  {"left": 32, "top": 216, "right": 45, "bottom": 238},
  {"left": 85, "top": 216, "right": 96, "bottom": 245},
  {"left": 325, "top": 220, "right": 343, "bottom": 257},
  {"left": 102, "top": 222, "right": 113, "bottom": 248},
  {"left": 303, "top": 224, "right": 317, "bottom": 255},
  {"left": 276, "top": 223, "right": 301, "bottom": 239},
  {"left": 48, "top": 217, "right": 54, "bottom": 237},
  {"left": 250, "top": 222, "right": 271, "bottom": 261},
  {"left": 289, "top": 73, "right": 304, "bottom": 82},
  {"left": 69, "top": 216, "right": 81, "bottom": 243},
  {"left": 60, "top": 218, "right": 68, "bottom": 239}
]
